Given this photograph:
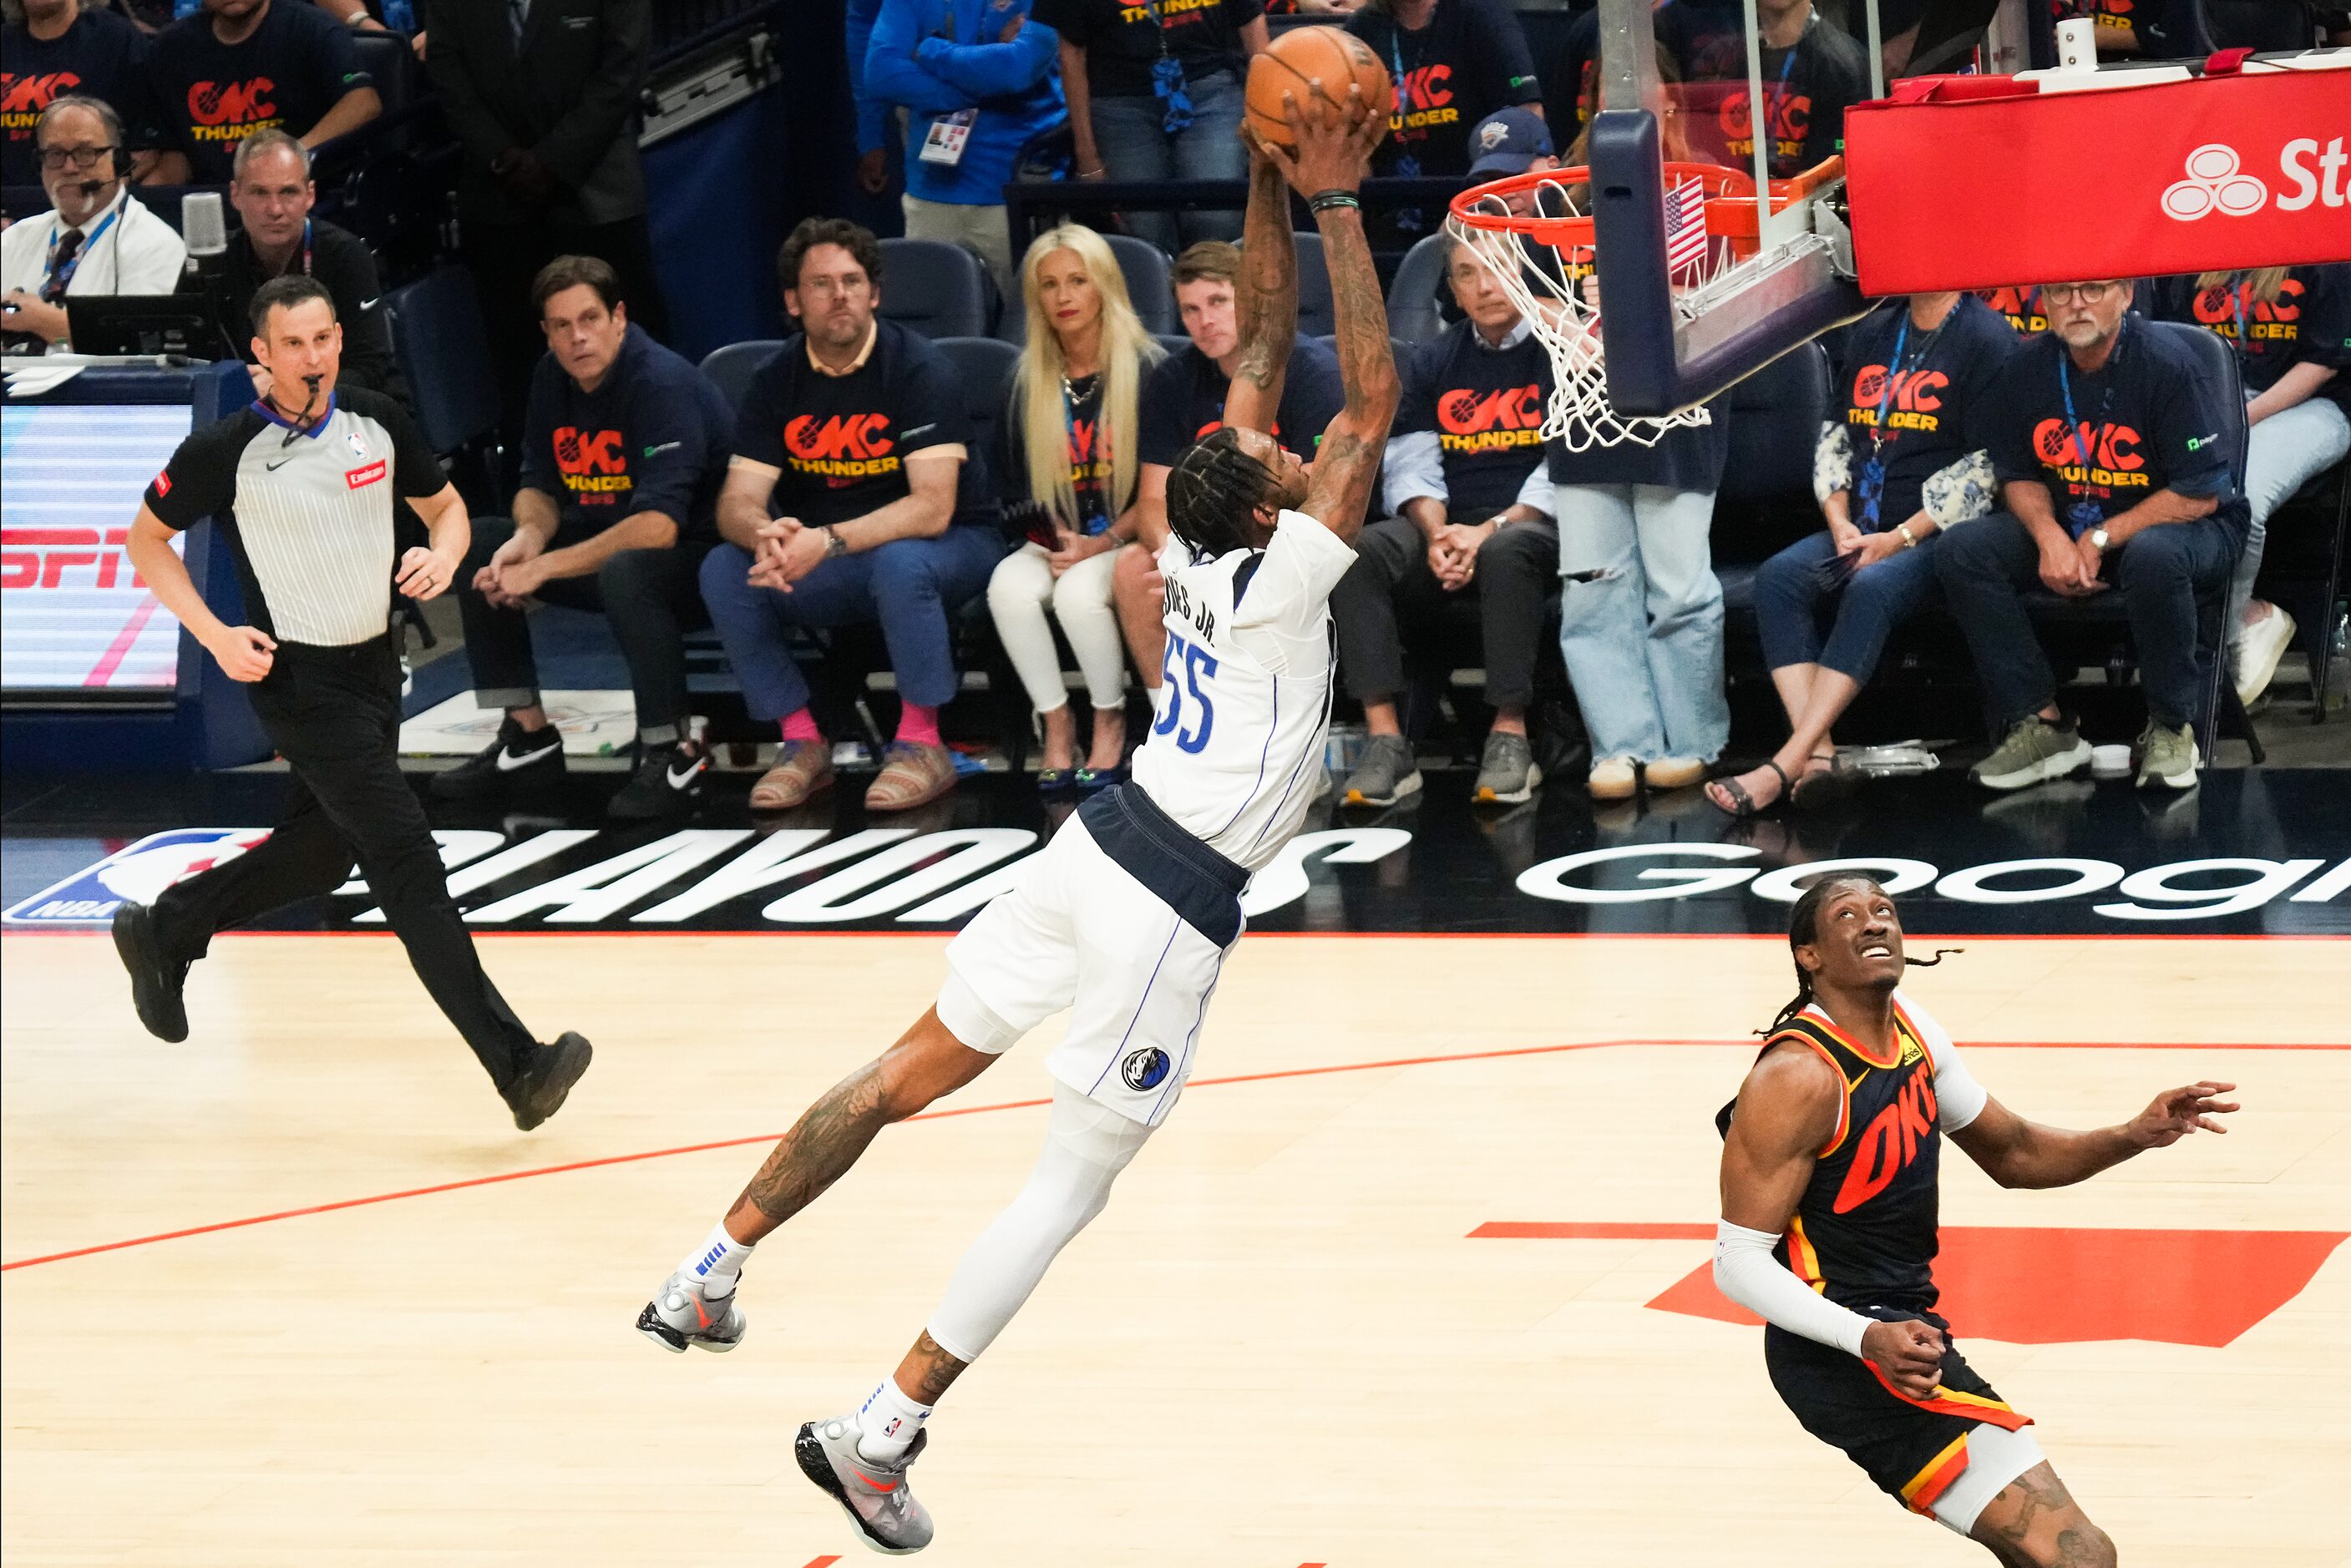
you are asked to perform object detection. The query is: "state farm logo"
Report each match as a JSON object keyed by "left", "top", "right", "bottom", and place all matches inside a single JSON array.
[{"left": 2163, "top": 144, "right": 2267, "bottom": 221}]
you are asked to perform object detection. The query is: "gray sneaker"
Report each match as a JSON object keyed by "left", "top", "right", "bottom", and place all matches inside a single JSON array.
[
  {"left": 634, "top": 1270, "right": 746, "bottom": 1353},
  {"left": 1472, "top": 731, "right": 1542, "bottom": 804},
  {"left": 2136, "top": 721, "right": 2200, "bottom": 791},
  {"left": 797, "top": 1416, "right": 935, "bottom": 1555},
  {"left": 1969, "top": 716, "right": 2091, "bottom": 791},
  {"left": 1340, "top": 733, "right": 1421, "bottom": 807}
]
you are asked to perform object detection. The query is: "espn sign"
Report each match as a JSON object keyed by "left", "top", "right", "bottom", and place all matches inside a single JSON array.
[
  {"left": 1844, "top": 63, "right": 2351, "bottom": 296},
  {"left": 1, "top": 527, "right": 149, "bottom": 592}
]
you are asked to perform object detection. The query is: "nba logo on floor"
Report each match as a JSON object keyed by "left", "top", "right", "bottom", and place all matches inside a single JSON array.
[{"left": 2, "top": 829, "right": 271, "bottom": 926}]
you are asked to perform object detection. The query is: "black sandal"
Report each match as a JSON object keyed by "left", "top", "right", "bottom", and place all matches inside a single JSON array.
[
  {"left": 1791, "top": 751, "right": 1862, "bottom": 812},
  {"left": 1706, "top": 759, "right": 1791, "bottom": 818}
]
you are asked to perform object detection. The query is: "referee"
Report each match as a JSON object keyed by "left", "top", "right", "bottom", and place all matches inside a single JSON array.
[{"left": 114, "top": 274, "right": 592, "bottom": 1131}]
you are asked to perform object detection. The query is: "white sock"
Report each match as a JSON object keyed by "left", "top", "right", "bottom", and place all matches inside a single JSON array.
[
  {"left": 677, "top": 1221, "right": 752, "bottom": 1297},
  {"left": 854, "top": 1377, "right": 933, "bottom": 1464}
]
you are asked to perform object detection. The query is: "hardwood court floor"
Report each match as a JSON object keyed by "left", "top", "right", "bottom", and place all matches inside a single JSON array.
[{"left": 3, "top": 932, "right": 2346, "bottom": 1566}]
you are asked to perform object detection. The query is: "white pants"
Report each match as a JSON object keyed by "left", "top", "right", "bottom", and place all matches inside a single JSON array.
[
  {"left": 938, "top": 810, "right": 1233, "bottom": 1127},
  {"left": 900, "top": 194, "right": 1015, "bottom": 305},
  {"left": 986, "top": 542, "right": 1128, "bottom": 717}
]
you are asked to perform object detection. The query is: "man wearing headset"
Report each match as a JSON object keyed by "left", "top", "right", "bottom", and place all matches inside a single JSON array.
[{"left": 0, "top": 94, "right": 188, "bottom": 354}]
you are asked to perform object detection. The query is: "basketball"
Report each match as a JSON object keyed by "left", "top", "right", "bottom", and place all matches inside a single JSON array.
[{"left": 1244, "top": 26, "right": 1392, "bottom": 149}]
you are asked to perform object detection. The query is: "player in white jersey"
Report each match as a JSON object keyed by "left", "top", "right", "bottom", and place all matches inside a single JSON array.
[{"left": 635, "top": 88, "right": 1400, "bottom": 1556}]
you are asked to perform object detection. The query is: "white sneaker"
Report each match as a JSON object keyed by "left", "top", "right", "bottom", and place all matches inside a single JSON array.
[{"left": 2233, "top": 605, "right": 2297, "bottom": 708}]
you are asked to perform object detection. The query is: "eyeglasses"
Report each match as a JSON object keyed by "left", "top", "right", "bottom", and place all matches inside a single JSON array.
[
  {"left": 38, "top": 145, "right": 117, "bottom": 171},
  {"left": 2040, "top": 282, "right": 2120, "bottom": 306}
]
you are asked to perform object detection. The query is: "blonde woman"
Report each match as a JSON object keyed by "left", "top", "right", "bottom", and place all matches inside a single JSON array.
[{"left": 987, "top": 225, "right": 1163, "bottom": 790}]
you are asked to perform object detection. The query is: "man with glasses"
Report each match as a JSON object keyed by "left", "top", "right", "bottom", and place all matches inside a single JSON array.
[
  {"left": 1, "top": 0, "right": 182, "bottom": 187},
  {"left": 1936, "top": 279, "right": 2250, "bottom": 792},
  {"left": 0, "top": 95, "right": 186, "bottom": 354}
]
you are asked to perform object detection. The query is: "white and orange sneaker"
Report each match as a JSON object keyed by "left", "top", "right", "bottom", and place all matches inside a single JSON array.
[
  {"left": 635, "top": 1270, "right": 746, "bottom": 1353},
  {"left": 797, "top": 1418, "right": 935, "bottom": 1555}
]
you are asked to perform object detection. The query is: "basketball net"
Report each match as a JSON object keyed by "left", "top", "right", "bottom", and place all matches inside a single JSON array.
[{"left": 1447, "top": 172, "right": 1729, "bottom": 452}]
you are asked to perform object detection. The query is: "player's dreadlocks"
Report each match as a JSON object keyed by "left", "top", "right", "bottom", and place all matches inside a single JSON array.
[
  {"left": 1165, "top": 427, "right": 1279, "bottom": 559},
  {"left": 1761, "top": 874, "right": 1960, "bottom": 1035}
]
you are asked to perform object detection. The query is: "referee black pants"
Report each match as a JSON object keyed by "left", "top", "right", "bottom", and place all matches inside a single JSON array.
[{"left": 151, "top": 637, "right": 538, "bottom": 1093}]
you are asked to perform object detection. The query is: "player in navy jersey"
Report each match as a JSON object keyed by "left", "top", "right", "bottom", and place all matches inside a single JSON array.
[
  {"left": 634, "top": 89, "right": 1396, "bottom": 1556},
  {"left": 1713, "top": 875, "right": 2237, "bottom": 1563}
]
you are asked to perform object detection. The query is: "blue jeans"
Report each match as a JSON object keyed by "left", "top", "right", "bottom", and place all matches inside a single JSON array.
[
  {"left": 1554, "top": 483, "right": 1729, "bottom": 762},
  {"left": 1088, "top": 69, "right": 1247, "bottom": 253},
  {"left": 1753, "top": 529, "right": 1943, "bottom": 685},
  {"left": 1934, "top": 509, "right": 2240, "bottom": 732},
  {"left": 2234, "top": 395, "right": 2351, "bottom": 635},
  {"left": 697, "top": 529, "right": 1006, "bottom": 722}
]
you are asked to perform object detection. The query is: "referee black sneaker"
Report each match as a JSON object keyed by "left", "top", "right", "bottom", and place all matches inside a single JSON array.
[
  {"left": 112, "top": 901, "right": 189, "bottom": 1043},
  {"left": 607, "top": 738, "right": 709, "bottom": 821},
  {"left": 429, "top": 716, "right": 565, "bottom": 800},
  {"left": 504, "top": 1031, "right": 593, "bottom": 1131}
]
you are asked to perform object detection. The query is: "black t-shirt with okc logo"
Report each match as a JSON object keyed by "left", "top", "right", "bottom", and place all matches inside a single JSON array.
[
  {"left": 1137, "top": 335, "right": 1345, "bottom": 468},
  {"left": 1346, "top": 0, "right": 1542, "bottom": 177},
  {"left": 518, "top": 326, "right": 735, "bottom": 543},
  {"left": 151, "top": 1, "right": 372, "bottom": 184},
  {"left": 1666, "top": 12, "right": 1868, "bottom": 181},
  {"left": 1836, "top": 294, "right": 2018, "bottom": 529},
  {"left": 734, "top": 320, "right": 983, "bottom": 530},
  {"left": 2145, "top": 266, "right": 2351, "bottom": 403},
  {"left": 1396, "top": 320, "right": 1552, "bottom": 517},
  {"left": 1034, "top": 0, "right": 1263, "bottom": 99},
  {"left": 998, "top": 372, "right": 1123, "bottom": 533},
  {"left": 0, "top": 8, "right": 161, "bottom": 186},
  {"left": 1985, "top": 315, "right": 2250, "bottom": 539}
]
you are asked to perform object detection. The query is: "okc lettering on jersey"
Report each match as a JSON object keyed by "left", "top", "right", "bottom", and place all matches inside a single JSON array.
[
  {"left": 1117, "top": 0, "right": 1219, "bottom": 23},
  {"left": 552, "top": 425, "right": 634, "bottom": 503},
  {"left": 1832, "top": 1054, "right": 1938, "bottom": 1213},
  {"left": 184, "top": 78, "right": 284, "bottom": 142},
  {"left": 2192, "top": 280, "right": 2305, "bottom": 345},
  {"left": 1392, "top": 66, "right": 1458, "bottom": 137},
  {"left": 784, "top": 412, "right": 901, "bottom": 483},
  {"left": 1847, "top": 365, "right": 1948, "bottom": 434},
  {"left": 1436, "top": 383, "right": 1544, "bottom": 453},
  {"left": 0, "top": 71, "right": 83, "bottom": 137},
  {"left": 2032, "top": 417, "right": 2152, "bottom": 494}
]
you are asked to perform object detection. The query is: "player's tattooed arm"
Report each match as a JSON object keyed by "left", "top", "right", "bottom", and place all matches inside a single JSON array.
[
  {"left": 893, "top": 1331, "right": 971, "bottom": 1404},
  {"left": 1225, "top": 149, "right": 1298, "bottom": 436}
]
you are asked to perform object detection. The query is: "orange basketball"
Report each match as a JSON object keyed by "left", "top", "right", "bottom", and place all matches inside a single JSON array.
[{"left": 1244, "top": 26, "right": 1392, "bottom": 149}]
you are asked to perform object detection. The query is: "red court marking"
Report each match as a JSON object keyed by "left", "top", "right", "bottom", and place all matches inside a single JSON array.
[
  {"left": 1471, "top": 1222, "right": 1715, "bottom": 1241},
  {"left": 83, "top": 596, "right": 160, "bottom": 688},
  {"left": 1476, "top": 1222, "right": 2351, "bottom": 1348},
  {"left": 2, "top": 1036, "right": 2341, "bottom": 1272},
  {"left": 800, "top": 1557, "right": 841, "bottom": 1567}
]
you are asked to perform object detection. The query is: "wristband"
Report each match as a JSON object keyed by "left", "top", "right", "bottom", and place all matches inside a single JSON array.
[
  {"left": 1308, "top": 190, "right": 1360, "bottom": 213},
  {"left": 1897, "top": 524, "right": 1917, "bottom": 549}
]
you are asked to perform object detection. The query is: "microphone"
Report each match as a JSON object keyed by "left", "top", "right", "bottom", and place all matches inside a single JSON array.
[
  {"left": 181, "top": 191, "right": 228, "bottom": 259},
  {"left": 76, "top": 180, "right": 107, "bottom": 199}
]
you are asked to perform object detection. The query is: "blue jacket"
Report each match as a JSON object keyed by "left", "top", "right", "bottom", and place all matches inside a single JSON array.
[
  {"left": 847, "top": 0, "right": 890, "bottom": 157},
  {"left": 864, "top": 0, "right": 1066, "bottom": 206}
]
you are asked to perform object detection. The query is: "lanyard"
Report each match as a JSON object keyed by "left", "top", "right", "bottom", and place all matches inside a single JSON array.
[
  {"left": 2228, "top": 279, "right": 2248, "bottom": 352},
  {"left": 1137, "top": 0, "right": 1173, "bottom": 58},
  {"left": 44, "top": 198, "right": 121, "bottom": 296},
  {"left": 2055, "top": 334, "right": 2118, "bottom": 533}
]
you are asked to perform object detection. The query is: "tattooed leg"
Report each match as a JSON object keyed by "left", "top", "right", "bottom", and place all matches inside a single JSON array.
[
  {"left": 722, "top": 1006, "right": 996, "bottom": 1243},
  {"left": 887, "top": 1331, "right": 970, "bottom": 1406},
  {"left": 1970, "top": 1463, "right": 2119, "bottom": 1568}
]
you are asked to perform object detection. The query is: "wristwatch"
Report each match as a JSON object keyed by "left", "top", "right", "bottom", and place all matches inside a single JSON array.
[
  {"left": 1896, "top": 524, "right": 1918, "bottom": 549},
  {"left": 2089, "top": 527, "right": 2110, "bottom": 552},
  {"left": 821, "top": 526, "right": 849, "bottom": 560}
]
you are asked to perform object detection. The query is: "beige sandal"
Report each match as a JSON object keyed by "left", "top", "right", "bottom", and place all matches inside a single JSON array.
[{"left": 750, "top": 740, "right": 833, "bottom": 812}]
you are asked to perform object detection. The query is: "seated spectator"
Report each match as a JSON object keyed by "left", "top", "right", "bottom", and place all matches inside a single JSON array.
[
  {"left": 1112, "top": 238, "right": 1345, "bottom": 677},
  {"left": 1709, "top": 291, "right": 2019, "bottom": 817},
  {"left": 181, "top": 129, "right": 408, "bottom": 403},
  {"left": 1, "top": 95, "right": 185, "bottom": 353},
  {"left": 2146, "top": 265, "right": 2350, "bottom": 706},
  {"left": 1667, "top": 0, "right": 1866, "bottom": 181},
  {"left": 1038, "top": 0, "right": 1266, "bottom": 253},
  {"left": 1347, "top": 0, "right": 1543, "bottom": 235},
  {"left": 1333, "top": 234, "right": 1557, "bottom": 808},
  {"left": 702, "top": 219, "right": 1007, "bottom": 814},
  {"left": 862, "top": 0, "right": 1064, "bottom": 299},
  {"left": 988, "top": 225, "right": 1163, "bottom": 792},
  {"left": 433, "top": 256, "right": 733, "bottom": 821},
  {"left": 151, "top": 0, "right": 381, "bottom": 185},
  {"left": 1938, "top": 280, "right": 2250, "bottom": 792},
  {"left": 1, "top": 0, "right": 183, "bottom": 186},
  {"left": 2041, "top": 0, "right": 2205, "bottom": 59},
  {"left": 424, "top": 0, "right": 666, "bottom": 422}
]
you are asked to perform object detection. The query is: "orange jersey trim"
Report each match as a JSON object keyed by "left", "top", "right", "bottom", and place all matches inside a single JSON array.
[
  {"left": 1786, "top": 1215, "right": 1828, "bottom": 1294},
  {"left": 1798, "top": 1005, "right": 1909, "bottom": 1070},
  {"left": 1901, "top": 1432, "right": 1973, "bottom": 1515},
  {"left": 1763, "top": 1030, "right": 1854, "bottom": 1156},
  {"left": 1864, "top": 1360, "right": 2034, "bottom": 1432}
]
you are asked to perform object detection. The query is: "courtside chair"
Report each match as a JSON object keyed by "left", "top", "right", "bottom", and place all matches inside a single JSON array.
[
  {"left": 698, "top": 340, "right": 786, "bottom": 415},
  {"left": 1290, "top": 229, "right": 1335, "bottom": 338},
  {"left": 1385, "top": 231, "right": 1453, "bottom": 346},
  {"left": 1104, "top": 235, "right": 1176, "bottom": 335},
  {"left": 877, "top": 237, "right": 996, "bottom": 341}
]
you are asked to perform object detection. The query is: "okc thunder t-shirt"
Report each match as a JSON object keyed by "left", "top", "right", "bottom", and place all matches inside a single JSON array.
[
  {"left": 1346, "top": 0, "right": 1543, "bottom": 177},
  {"left": 0, "top": 7, "right": 161, "bottom": 187},
  {"left": 1984, "top": 315, "right": 2250, "bottom": 539},
  {"left": 519, "top": 326, "right": 735, "bottom": 543},
  {"left": 999, "top": 372, "right": 1121, "bottom": 533},
  {"left": 1137, "top": 335, "right": 1345, "bottom": 468},
  {"left": 2144, "top": 267, "right": 2351, "bottom": 402},
  {"left": 1666, "top": 11, "right": 1868, "bottom": 181},
  {"left": 1395, "top": 318, "right": 1552, "bottom": 518},
  {"left": 1978, "top": 286, "right": 2050, "bottom": 336},
  {"left": 1032, "top": 0, "right": 1261, "bottom": 99},
  {"left": 734, "top": 319, "right": 982, "bottom": 531},
  {"left": 1835, "top": 295, "right": 2018, "bottom": 529},
  {"left": 151, "top": 1, "right": 372, "bottom": 184}
]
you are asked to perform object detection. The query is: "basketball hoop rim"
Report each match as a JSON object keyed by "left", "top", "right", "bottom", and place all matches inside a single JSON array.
[{"left": 1448, "top": 157, "right": 1846, "bottom": 249}]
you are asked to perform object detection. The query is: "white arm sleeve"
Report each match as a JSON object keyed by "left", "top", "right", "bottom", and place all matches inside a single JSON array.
[
  {"left": 1713, "top": 1222, "right": 1873, "bottom": 1357},
  {"left": 1904, "top": 995, "right": 1989, "bottom": 1132}
]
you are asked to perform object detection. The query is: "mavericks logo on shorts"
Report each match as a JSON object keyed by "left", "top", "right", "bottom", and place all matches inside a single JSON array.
[{"left": 1121, "top": 1047, "right": 1171, "bottom": 1092}]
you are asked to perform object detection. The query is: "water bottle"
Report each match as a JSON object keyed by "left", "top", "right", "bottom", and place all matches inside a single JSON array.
[{"left": 380, "top": 0, "right": 417, "bottom": 30}]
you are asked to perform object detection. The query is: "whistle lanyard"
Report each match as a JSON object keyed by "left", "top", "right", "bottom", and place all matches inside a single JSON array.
[
  {"left": 43, "top": 197, "right": 122, "bottom": 298},
  {"left": 1063, "top": 375, "right": 1109, "bottom": 534},
  {"left": 2055, "top": 336, "right": 2117, "bottom": 534},
  {"left": 1854, "top": 316, "right": 1908, "bottom": 532}
]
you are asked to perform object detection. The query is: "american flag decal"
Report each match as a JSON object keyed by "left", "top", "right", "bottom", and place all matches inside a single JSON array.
[{"left": 1664, "top": 176, "right": 1709, "bottom": 275}]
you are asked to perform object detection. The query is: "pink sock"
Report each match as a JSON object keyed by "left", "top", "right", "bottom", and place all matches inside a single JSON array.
[
  {"left": 779, "top": 709, "right": 823, "bottom": 745},
  {"left": 896, "top": 702, "right": 941, "bottom": 748}
]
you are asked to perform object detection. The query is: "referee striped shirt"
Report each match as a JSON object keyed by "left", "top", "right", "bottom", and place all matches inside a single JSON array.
[{"left": 142, "top": 388, "right": 443, "bottom": 647}]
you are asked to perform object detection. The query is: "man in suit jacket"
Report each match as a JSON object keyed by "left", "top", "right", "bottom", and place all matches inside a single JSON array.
[{"left": 423, "top": 0, "right": 668, "bottom": 420}]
